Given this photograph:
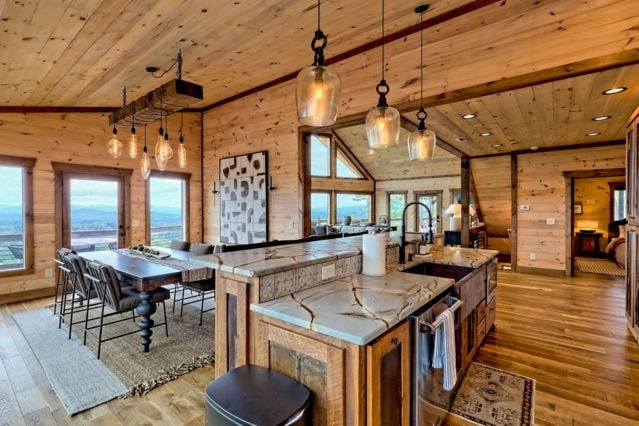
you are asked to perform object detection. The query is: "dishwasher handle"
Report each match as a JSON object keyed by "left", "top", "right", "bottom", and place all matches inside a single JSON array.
[{"left": 419, "top": 298, "right": 462, "bottom": 333}]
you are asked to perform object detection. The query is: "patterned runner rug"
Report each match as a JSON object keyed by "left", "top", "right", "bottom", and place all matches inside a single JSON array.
[
  {"left": 451, "top": 362, "right": 535, "bottom": 426},
  {"left": 575, "top": 257, "right": 625, "bottom": 277}
]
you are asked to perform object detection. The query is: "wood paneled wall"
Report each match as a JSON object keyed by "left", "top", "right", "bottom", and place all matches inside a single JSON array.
[
  {"left": 0, "top": 112, "right": 202, "bottom": 300},
  {"left": 470, "top": 156, "right": 512, "bottom": 253},
  {"left": 517, "top": 146, "right": 625, "bottom": 273}
]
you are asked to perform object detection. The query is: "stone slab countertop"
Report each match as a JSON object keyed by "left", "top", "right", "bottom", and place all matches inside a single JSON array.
[
  {"left": 250, "top": 271, "right": 454, "bottom": 346},
  {"left": 388, "top": 246, "right": 499, "bottom": 271},
  {"left": 190, "top": 235, "right": 398, "bottom": 278}
]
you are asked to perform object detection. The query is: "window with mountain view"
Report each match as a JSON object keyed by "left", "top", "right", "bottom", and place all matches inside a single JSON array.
[
  {"left": 0, "top": 156, "right": 34, "bottom": 275},
  {"left": 336, "top": 193, "right": 371, "bottom": 224},
  {"left": 149, "top": 176, "right": 187, "bottom": 247}
]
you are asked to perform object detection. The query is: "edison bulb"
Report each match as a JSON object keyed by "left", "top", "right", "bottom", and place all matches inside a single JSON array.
[
  {"left": 128, "top": 132, "right": 139, "bottom": 159},
  {"left": 140, "top": 149, "right": 151, "bottom": 179},
  {"left": 107, "top": 132, "right": 123, "bottom": 158},
  {"left": 177, "top": 142, "right": 187, "bottom": 169}
]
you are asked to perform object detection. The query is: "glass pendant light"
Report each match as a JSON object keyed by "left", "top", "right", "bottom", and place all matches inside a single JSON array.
[
  {"left": 140, "top": 125, "right": 151, "bottom": 180},
  {"left": 296, "top": 0, "right": 341, "bottom": 126},
  {"left": 177, "top": 112, "right": 187, "bottom": 169},
  {"left": 408, "top": 5, "right": 436, "bottom": 161},
  {"left": 106, "top": 124, "right": 122, "bottom": 158},
  {"left": 366, "top": 0, "right": 400, "bottom": 149}
]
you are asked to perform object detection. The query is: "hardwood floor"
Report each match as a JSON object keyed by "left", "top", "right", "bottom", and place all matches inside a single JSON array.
[{"left": 1, "top": 270, "right": 638, "bottom": 425}]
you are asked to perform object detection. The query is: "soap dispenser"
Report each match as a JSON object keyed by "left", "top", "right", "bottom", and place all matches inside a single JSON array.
[{"left": 418, "top": 234, "right": 429, "bottom": 255}]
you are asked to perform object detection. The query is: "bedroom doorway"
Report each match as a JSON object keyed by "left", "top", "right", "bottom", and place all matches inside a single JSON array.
[{"left": 564, "top": 169, "right": 625, "bottom": 277}]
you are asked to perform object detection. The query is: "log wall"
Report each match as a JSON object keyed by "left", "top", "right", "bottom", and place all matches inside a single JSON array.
[{"left": 0, "top": 112, "right": 202, "bottom": 300}]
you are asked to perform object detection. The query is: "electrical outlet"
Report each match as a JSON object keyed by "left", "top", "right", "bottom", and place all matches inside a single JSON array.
[
  {"left": 520, "top": 204, "right": 530, "bottom": 211},
  {"left": 529, "top": 253, "right": 536, "bottom": 261},
  {"left": 132, "top": 219, "right": 141, "bottom": 227},
  {"left": 546, "top": 217, "right": 555, "bottom": 225},
  {"left": 44, "top": 268, "right": 53, "bottom": 278},
  {"left": 321, "top": 264, "right": 335, "bottom": 280}
]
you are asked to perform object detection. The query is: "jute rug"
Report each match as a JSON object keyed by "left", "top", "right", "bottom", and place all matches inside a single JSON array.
[
  {"left": 451, "top": 363, "right": 535, "bottom": 426},
  {"left": 575, "top": 257, "right": 625, "bottom": 277},
  {"left": 12, "top": 298, "right": 214, "bottom": 415}
]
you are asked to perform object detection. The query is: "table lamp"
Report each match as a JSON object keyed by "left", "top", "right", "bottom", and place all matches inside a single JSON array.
[
  {"left": 444, "top": 204, "right": 476, "bottom": 231},
  {"left": 576, "top": 220, "right": 598, "bottom": 233}
]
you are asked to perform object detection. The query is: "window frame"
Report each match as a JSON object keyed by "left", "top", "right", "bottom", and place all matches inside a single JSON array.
[
  {"left": 145, "top": 170, "right": 191, "bottom": 245},
  {"left": 0, "top": 155, "right": 35, "bottom": 278},
  {"left": 310, "top": 190, "right": 332, "bottom": 226},
  {"left": 335, "top": 191, "right": 373, "bottom": 224},
  {"left": 415, "top": 191, "right": 443, "bottom": 233},
  {"left": 387, "top": 191, "right": 407, "bottom": 228},
  {"left": 309, "top": 133, "right": 332, "bottom": 178}
]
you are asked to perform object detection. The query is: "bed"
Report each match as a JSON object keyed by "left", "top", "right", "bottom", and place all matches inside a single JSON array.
[{"left": 605, "top": 218, "right": 626, "bottom": 267}]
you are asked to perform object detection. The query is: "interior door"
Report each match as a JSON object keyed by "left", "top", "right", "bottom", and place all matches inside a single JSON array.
[{"left": 53, "top": 163, "right": 131, "bottom": 252}]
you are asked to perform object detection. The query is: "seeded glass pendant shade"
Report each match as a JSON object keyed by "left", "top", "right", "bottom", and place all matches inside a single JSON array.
[
  {"left": 408, "top": 110, "right": 436, "bottom": 160},
  {"left": 296, "top": 0, "right": 341, "bottom": 126},
  {"left": 106, "top": 126, "right": 123, "bottom": 158},
  {"left": 366, "top": 0, "right": 400, "bottom": 149},
  {"left": 155, "top": 127, "right": 173, "bottom": 171},
  {"left": 408, "top": 5, "right": 436, "bottom": 160}
]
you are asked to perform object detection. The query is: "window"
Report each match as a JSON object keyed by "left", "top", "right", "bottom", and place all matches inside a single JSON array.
[
  {"left": 311, "top": 192, "right": 330, "bottom": 226},
  {"left": 336, "top": 193, "right": 372, "bottom": 224},
  {"left": 147, "top": 172, "right": 190, "bottom": 247},
  {"left": 335, "top": 148, "right": 363, "bottom": 179},
  {"left": 0, "top": 156, "right": 34, "bottom": 276},
  {"left": 310, "top": 134, "right": 330, "bottom": 177},
  {"left": 609, "top": 182, "right": 626, "bottom": 221},
  {"left": 416, "top": 191, "right": 442, "bottom": 233},
  {"left": 388, "top": 193, "right": 406, "bottom": 228}
]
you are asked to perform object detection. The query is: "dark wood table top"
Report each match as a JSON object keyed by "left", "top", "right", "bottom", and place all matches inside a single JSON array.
[{"left": 80, "top": 249, "right": 182, "bottom": 291}]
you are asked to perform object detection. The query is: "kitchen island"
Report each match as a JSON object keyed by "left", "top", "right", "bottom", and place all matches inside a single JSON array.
[{"left": 193, "top": 236, "right": 498, "bottom": 425}]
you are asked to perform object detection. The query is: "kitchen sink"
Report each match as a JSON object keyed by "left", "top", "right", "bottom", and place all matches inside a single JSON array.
[{"left": 400, "top": 262, "right": 473, "bottom": 282}]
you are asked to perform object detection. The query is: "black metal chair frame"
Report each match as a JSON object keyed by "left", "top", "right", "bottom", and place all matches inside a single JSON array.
[
  {"left": 82, "top": 264, "right": 169, "bottom": 359},
  {"left": 175, "top": 279, "right": 215, "bottom": 326},
  {"left": 53, "top": 248, "right": 75, "bottom": 315},
  {"left": 56, "top": 261, "right": 103, "bottom": 339}
]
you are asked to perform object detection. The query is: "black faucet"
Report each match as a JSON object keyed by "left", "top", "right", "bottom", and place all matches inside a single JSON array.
[{"left": 399, "top": 201, "right": 433, "bottom": 264}]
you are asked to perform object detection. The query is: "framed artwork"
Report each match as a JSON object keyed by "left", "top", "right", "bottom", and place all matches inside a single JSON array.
[
  {"left": 573, "top": 201, "right": 583, "bottom": 215},
  {"left": 219, "top": 151, "right": 268, "bottom": 244}
]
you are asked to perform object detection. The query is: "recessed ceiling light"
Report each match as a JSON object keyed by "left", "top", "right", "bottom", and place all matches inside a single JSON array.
[
  {"left": 491, "top": 144, "right": 502, "bottom": 148},
  {"left": 602, "top": 87, "right": 627, "bottom": 95},
  {"left": 480, "top": 132, "right": 492, "bottom": 137},
  {"left": 530, "top": 146, "right": 539, "bottom": 151},
  {"left": 586, "top": 132, "right": 600, "bottom": 136},
  {"left": 461, "top": 113, "right": 476, "bottom": 119},
  {"left": 456, "top": 137, "right": 466, "bottom": 142},
  {"left": 592, "top": 115, "right": 611, "bottom": 121}
]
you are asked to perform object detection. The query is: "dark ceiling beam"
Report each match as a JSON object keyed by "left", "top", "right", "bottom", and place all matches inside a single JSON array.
[
  {"left": 0, "top": 106, "right": 203, "bottom": 114},
  {"left": 204, "top": 0, "right": 501, "bottom": 112},
  {"left": 400, "top": 115, "right": 466, "bottom": 158},
  {"left": 471, "top": 139, "right": 625, "bottom": 159}
]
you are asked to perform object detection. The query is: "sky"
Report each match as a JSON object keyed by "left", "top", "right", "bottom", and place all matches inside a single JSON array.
[{"left": 0, "top": 166, "right": 22, "bottom": 206}]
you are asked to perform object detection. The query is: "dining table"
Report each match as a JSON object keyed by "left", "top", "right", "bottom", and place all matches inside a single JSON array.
[{"left": 80, "top": 247, "right": 213, "bottom": 352}]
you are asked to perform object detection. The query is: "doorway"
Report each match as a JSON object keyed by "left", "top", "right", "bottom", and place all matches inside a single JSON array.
[{"left": 53, "top": 163, "right": 132, "bottom": 252}]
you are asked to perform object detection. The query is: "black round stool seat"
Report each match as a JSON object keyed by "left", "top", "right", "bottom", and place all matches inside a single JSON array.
[{"left": 205, "top": 364, "right": 310, "bottom": 425}]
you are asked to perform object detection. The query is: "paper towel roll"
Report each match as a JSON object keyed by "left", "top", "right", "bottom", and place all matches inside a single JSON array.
[{"left": 362, "top": 233, "right": 386, "bottom": 276}]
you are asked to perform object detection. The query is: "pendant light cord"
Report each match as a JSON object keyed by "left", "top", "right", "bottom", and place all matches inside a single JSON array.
[
  {"left": 381, "top": 0, "right": 385, "bottom": 81},
  {"left": 317, "top": 0, "right": 320, "bottom": 31},
  {"left": 419, "top": 10, "right": 423, "bottom": 111}
]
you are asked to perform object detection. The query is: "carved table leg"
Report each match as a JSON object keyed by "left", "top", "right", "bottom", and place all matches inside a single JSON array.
[{"left": 136, "top": 291, "right": 157, "bottom": 352}]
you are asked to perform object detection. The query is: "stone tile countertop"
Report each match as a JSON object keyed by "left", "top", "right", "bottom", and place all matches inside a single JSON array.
[
  {"left": 190, "top": 234, "right": 497, "bottom": 278},
  {"left": 250, "top": 271, "right": 454, "bottom": 345}
]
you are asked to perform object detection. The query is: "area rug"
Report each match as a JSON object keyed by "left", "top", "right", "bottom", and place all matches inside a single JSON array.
[
  {"left": 575, "top": 257, "right": 625, "bottom": 277},
  {"left": 12, "top": 301, "right": 214, "bottom": 415},
  {"left": 451, "top": 362, "right": 535, "bottom": 426}
]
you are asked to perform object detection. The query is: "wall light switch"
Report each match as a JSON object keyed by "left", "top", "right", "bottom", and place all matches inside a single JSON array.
[
  {"left": 44, "top": 268, "right": 53, "bottom": 278},
  {"left": 546, "top": 218, "right": 555, "bottom": 225},
  {"left": 529, "top": 253, "right": 536, "bottom": 261},
  {"left": 132, "top": 219, "right": 141, "bottom": 227},
  {"left": 520, "top": 205, "right": 530, "bottom": 211}
]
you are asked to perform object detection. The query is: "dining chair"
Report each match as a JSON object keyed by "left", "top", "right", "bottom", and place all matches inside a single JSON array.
[
  {"left": 58, "top": 253, "right": 101, "bottom": 339},
  {"left": 188, "top": 243, "right": 213, "bottom": 255},
  {"left": 177, "top": 277, "right": 215, "bottom": 326},
  {"left": 169, "top": 240, "right": 190, "bottom": 251},
  {"left": 54, "top": 248, "right": 74, "bottom": 316},
  {"left": 83, "top": 260, "right": 170, "bottom": 359}
]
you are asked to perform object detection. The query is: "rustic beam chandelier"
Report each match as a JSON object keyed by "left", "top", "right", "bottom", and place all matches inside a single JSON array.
[
  {"left": 366, "top": 0, "right": 400, "bottom": 149},
  {"left": 107, "top": 50, "right": 202, "bottom": 172},
  {"left": 296, "top": 0, "right": 341, "bottom": 126},
  {"left": 408, "top": 4, "right": 436, "bottom": 161}
]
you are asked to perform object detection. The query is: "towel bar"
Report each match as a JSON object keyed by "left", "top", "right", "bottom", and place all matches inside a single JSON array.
[{"left": 419, "top": 298, "right": 462, "bottom": 333}]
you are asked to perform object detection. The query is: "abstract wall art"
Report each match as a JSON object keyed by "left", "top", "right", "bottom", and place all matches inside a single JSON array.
[{"left": 219, "top": 151, "right": 268, "bottom": 244}]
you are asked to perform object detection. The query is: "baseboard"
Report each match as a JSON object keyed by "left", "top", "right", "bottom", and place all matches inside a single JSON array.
[
  {"left": 515, "top": 266, "right": 566, "bottom": 277},
  {"left": 0, "top": 288, "right": 55, "bottom": 305}
]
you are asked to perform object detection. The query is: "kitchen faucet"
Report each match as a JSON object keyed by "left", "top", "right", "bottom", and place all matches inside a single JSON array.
[{"left": 399, "top": 201, "right": 433, "bottom": 264}]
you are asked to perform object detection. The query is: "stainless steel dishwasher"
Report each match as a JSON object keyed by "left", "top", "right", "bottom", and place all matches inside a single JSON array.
[{"left": 410, "top": 292, "right": 463, "bottom": 425}]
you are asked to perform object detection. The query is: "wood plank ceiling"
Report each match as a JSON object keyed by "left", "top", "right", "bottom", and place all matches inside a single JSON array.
[{"left": 1, "top": 0, "right": 638, "bottom": 162}]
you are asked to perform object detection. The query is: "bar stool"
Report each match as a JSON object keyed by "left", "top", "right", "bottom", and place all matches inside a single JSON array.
[{"left": 205, "top": 364, "right": 310, "bottom": 425}]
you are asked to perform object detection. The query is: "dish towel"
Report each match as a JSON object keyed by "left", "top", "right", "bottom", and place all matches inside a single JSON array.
[{"left": 432, "top": 309, "right": 457, "bottom": 391}]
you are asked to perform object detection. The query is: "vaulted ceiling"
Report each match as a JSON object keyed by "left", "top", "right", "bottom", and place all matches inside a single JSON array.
[{"left": 1, "top": 0, "right": 638, "bottom": 163}]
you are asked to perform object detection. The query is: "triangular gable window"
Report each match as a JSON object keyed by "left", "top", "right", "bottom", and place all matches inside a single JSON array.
[{"left": 336, "top": 148, "right": 362, "bottom": 179}]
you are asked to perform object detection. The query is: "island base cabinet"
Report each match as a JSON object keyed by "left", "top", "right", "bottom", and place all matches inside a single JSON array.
[{"left": 256, "top": 316, "right": 412, "bottom": 425}]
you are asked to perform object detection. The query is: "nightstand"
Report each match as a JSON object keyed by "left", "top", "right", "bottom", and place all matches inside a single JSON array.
[{"left": 575, "top": 231, "right": 603, "bottom": 256}]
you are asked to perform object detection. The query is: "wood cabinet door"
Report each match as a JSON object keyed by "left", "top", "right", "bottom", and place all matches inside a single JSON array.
[{"left": 366, "top": 321, "right": 410, "bottom": 426}]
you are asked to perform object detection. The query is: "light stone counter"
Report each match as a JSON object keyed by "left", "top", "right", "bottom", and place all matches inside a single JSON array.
[
  {"left": 250, "top": 271, "right": 453, "bottom": 345},
  {"left": 388, "top": 246, "right": 499, "bottom": 272}
]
